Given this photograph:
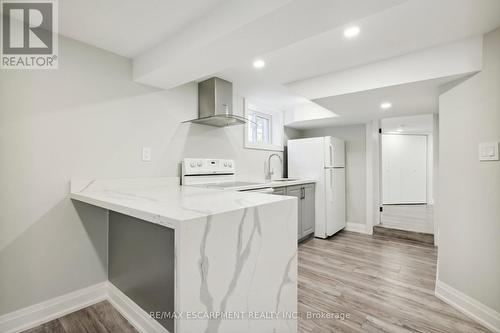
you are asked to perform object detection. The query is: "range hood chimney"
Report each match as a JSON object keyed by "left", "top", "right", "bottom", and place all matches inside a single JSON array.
[{"left": 184, "top": 77, "right": 247, "bottom": 127}]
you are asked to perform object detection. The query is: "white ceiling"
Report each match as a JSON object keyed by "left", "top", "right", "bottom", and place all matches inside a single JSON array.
[
  {"left": 381, "top": 114, "right": 434, "bottom": 134},
  {"left": 215, "top": 0, "right": 500, "bottom": 117},
  {"left": 133, "top": 0, "right": 405, "bottom": 89},
  {"left": 54, "top": 0, "right": 500, "bottom": 128},
  {"left": 58, "top": 0, "right": 226, "bottom": 57},
  {"left": 285, "top": 74, "right": 468, "bottom": 130}
]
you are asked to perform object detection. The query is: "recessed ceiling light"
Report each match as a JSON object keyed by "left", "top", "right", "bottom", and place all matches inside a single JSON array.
[
  {"left": 343, "top": 26, "right": 360, "bottom": 39},
  {"left": 380, "top": 102, "right": 392, "bottom": 110},
  {"left": 253, "top": 59, "right": 265, "bottom": 69}
]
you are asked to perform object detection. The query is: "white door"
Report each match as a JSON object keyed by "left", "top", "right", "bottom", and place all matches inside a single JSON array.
[{"left": 382, "top": 134, "right": 427, "bottom": 204}]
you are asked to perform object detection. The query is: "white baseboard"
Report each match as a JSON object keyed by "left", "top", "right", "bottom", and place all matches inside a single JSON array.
[
  {"left": 0, "top": 282, "right": 169, "bottom": 333},
  {"left": 6, "top": 277, "right": 497, "bottom": 333},
  {"left": 435, "top": 280, "right": 500, "bottom": 333},
  {"left": 345, "top": 222, "right": 371, "bottom": 234},
  {"left": 0, "top": 282, "right": 107, "bottom": 333},
  {"left": 107, "top": 282, "right": 169, "bottom": 333}
]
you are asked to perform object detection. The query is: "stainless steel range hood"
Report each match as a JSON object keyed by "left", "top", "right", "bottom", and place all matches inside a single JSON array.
[{"left": 183, "top": 77, "right": 247, "bottom": 127}]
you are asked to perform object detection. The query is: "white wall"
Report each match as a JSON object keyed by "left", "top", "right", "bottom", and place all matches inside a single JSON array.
[
  {"left": 432, "top": 114, "right": 439, "bottom": 243},
  {"left": 437, "top": 27, "right": 500, "bottom": 317},
  {"left": 0, "top": 36, "right": 282, "bottom": 315},
  {"left": 284, "top": 127, "right": 302, "bottom": 143},
  {"left": 284, "top": 102, "right": 337, "bottom": 125},
  {"left": 301, "top": 125, "right": 366, "bottom": 226}
]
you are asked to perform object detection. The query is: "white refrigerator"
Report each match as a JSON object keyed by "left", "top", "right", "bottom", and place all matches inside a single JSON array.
[{"left": 288, "top": 136, "right": 346, "bottom": 238}]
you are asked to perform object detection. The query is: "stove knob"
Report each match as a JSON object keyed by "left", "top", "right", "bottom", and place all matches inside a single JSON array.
[
  {"left": 197, "top": 161, "right": 202, "bottom": 167},
  {"left": 190, "top": 161, "right": 195, "bottom": 167},
  {"left": 228, "top": 162, "right": 232, "bottom": 167},
  {"left": 224, "top": 162, "right": 228, "bottom": 167}
]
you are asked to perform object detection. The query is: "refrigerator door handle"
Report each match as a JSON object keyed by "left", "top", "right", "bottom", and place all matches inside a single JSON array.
[
  {"left": 327, "top": 143, "right": 334, "bottom": 167},
  {"left": 330, "top": 169, "right": 334, "bottom": 190},
  {"left": 324, "top": 139, "right": 334, "bottom": 168}
]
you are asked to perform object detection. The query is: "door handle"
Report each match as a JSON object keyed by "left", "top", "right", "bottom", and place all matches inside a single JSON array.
[{"left": 300, "top": 187, "right": 305, "bottom": 199}]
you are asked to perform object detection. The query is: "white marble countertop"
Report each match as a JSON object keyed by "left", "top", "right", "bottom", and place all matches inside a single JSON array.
[
  {"left": 70, "top": 177, "right": 295, "bottom": 229},
  {"left": 225, "top": 178, "right": 316, "bottom": 191}
]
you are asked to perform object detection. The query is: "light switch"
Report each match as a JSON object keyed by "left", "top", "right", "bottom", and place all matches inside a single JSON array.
[
  {"left": 142, "top": 147, "right": 152, "bottom": 161},
  {"left": 479, "top": 142, "right": 499, "bottom": 161}
]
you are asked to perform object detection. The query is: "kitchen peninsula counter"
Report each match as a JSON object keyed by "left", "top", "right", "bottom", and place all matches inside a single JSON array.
[{"left": 70, "top": 177, "right": 297, "bottom": 333}]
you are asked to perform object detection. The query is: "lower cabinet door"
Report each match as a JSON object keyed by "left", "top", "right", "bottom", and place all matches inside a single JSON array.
[
  {"left": 286, "top": 185, "right": 303, "bottom": 239},
  {"left": 272, "top": 187, "right": 286, "bottom": 195},
  {"left": 301, "top": 184, "right": 315, "bottom": 236}
]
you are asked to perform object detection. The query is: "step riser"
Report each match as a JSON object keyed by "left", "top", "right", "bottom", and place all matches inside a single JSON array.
[{"left": 373, "top": 225, "right": 435, "bottom": 245}]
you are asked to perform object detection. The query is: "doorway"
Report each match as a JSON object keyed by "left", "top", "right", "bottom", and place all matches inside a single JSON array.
[{"left": 379, "top": 115, "right": 435, "bottom": 234}]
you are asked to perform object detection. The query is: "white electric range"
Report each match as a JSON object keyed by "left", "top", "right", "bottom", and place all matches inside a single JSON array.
[
  {"left": 181, "top": 158, "right": 268, "bottom": 191},
  {"left": 181, "top": 158, "right": 316, "bottom": 194}
]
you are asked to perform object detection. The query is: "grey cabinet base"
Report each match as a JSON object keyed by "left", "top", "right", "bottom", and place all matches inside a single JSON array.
[
  {"left": 276, "top": 183, "right": 315, "bottom": 243},
  {"left": 108, "top": 212, "right": 175, "bottom": 332}
]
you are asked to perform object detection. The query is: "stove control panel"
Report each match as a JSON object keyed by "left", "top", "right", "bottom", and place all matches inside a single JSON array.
[{"left": 182, "top": 158, "right": 235, "bottom": 175}]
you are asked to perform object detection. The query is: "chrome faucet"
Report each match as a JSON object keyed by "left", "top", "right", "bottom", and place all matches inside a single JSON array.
[{"left": 265, "top": 153, "right": 283, "bottom": 181}]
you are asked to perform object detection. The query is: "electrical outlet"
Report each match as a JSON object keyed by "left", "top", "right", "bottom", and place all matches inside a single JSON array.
[{"left": 142, "top": 147, "right": 151, "bottom": 161}]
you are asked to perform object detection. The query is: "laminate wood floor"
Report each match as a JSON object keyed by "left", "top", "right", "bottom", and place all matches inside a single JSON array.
[
  {"left": 23, "top": 231, "right": 489, "bottom": 333},
  {"left": 22, "top": 301, "right": 137, "bottom": 333},
  {"left": 298, "top": 231, "right": 490, "bottom": 333}
]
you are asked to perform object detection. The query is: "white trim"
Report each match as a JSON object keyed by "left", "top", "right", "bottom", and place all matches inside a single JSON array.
[
  {"left": 243, "top": 142, "right": 284, "bottom": 152},
  {"left": 345, "top": 222, "right": 370, "bottom": 234},
  {"left": 365, "top": 223, "right": 373, "bottom": 235},
  {"left": 0, "top": 282, "right": 170, "bottom": 333},
  {"left": 107, "top": 282, "right": 169, "bottom": 333},
  {"left": 435, "top": 280, "right": 500, "bottom": 333},
  {"left": 432, "top": 114, "right": 439, "bottom": 247},
  {"left": 365, "top": 120, "right": 381, "bottom": 233},
  {"left": 8, "top": 275, "right": 498, "bottom": 333},
  {"left": 0, "top": 282, "right": 107, "bottom": 333},
  {"left": 244, "top": 98, "right": 284, "bottom": 152},
  {"left": 365, "top": 122, "right": 374, "bottom": 231}
]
